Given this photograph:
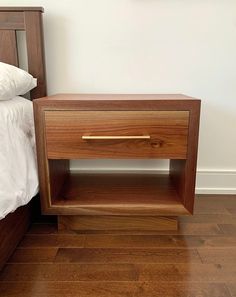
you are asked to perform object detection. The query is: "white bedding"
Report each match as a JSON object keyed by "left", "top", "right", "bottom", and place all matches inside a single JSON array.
[{"left": 0, "top": 96, "right": 38, "bottom": 219}]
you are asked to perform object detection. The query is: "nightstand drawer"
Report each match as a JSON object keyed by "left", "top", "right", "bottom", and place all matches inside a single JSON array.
[{"left": 45, "top": 110, "right": 189, "bottom": 159}]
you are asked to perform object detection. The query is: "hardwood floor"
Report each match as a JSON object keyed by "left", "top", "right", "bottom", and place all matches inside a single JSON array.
[{"left": 0, "top": 195, "right": 236, "bottom": 297}]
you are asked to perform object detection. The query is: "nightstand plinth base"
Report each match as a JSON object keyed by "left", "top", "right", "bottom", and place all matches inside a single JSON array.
[{"left": 58, "top": 215, "right": 178, "bottom": 232}]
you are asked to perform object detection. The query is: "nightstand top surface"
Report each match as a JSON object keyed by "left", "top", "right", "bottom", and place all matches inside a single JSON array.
[
  {"left": 36, "top": 93, "right": 200, "bottom": 102},
  {"left": 0, "top": 6, "right": 44, "bottom": 11}
]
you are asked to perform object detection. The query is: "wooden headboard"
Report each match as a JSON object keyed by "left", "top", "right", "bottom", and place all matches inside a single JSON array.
[{"left": 0, "top": 7, "right": 46, "bottom": 99}]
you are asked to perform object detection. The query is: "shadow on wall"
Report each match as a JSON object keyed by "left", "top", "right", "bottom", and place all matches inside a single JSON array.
[{"left": 198, "top": 98, "right": 236, "bottom": 169}]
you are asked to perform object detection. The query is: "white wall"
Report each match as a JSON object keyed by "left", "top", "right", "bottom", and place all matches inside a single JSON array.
[{"left": 2, "top": 0, "right": 236, "bottom": 193}]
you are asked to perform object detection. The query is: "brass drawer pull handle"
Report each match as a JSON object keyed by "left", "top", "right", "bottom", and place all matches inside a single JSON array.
[{"left": 82, "top": 135, "right": 151, "bottom": 140}]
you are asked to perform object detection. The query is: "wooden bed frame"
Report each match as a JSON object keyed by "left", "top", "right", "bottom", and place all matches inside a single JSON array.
[{"left": 0, "top": 7, "right": 46, "bottom": 270}]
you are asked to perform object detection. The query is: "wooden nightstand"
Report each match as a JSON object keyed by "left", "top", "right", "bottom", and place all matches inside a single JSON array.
[{"left": 34, "top": 94, "right": 201, "bottom": 231}]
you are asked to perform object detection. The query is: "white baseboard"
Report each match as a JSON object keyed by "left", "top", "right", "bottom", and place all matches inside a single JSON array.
[
  {"left": 70, "top": 168, "right": 236, "bottom": 195},
  {"left": 196, "top": 170, "right": 236, "bottom": 194}
]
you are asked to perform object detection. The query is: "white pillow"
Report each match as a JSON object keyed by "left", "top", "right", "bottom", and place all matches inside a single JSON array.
[{"left": 0, "top": 62, "right": 37, "bottom": 101}]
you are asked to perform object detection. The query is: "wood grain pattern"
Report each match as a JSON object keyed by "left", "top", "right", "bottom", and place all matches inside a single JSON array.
[
  {"left": 28, "top": 223, "right": 58, "bottom": 234},
  {"left": 0, "top": 30, "right": 18, "bottom": 65},
  {"left": 54, "top": 247, "right": 201, "bottom": 263},
  {"left": 179, "top": 213, "right": 236, "bottom": 223},
  {"left": 35, "top": 93, "right": 198, "bottom": 101},
  {"left": 25, "top": 11, "right": 46, "bottom": 99},
  {"left": 19, "top": 234, "right": 85, "bottom": 248},
  {"left": 0, "top": 9, "right": 46, "bottom": 99},
  {"left": 133, "top": 283, "right": 231, "bottom": 297},
  {"left": 138, "top": 263, "right": 236, "bottom": 282},
  {"left": 218, "top": 224, "right": 236, "bottom": 235},
  {"left": 34, "top": 102, "right": 52, "bottom": 214},
  {"left": 36, "top": 222, "right": 222, "bottom": 236},
  {"left": 50, "top": 173, "right": 188, "bottom": 216},
  {"left": 0, "top": 11, "right": 24, "bottom": 29},
  {"left": 0, "top": 7, "right": 46, "bottom": 271},
  {"left": 194, "top": 196, "right": 233, "bottom": 215},
  {"left": 0, "top": 282, "right": 137, "bottom": 297},
  {"left": 58, "top": 215, "right": 178, "bottom": 231},
  {"left": 21, "top": 233, "right": 236, "bottom": 250},
  {"left": 170, "top": 100, "right": 201, "bottom": 213},
  {"left": 45, "top": 110, "right": 189, "bottom": 159},
  {"left": 0, "top": 282, "right": 231, "bottom": 297},
  {"left": 85, "top": 234, "right": 236, "bottom": 248},
  {"left": 0, "top": 205, "right": 31, "bottom": 271},
  {"left": 0, "top": 263, "right": 138, "bottom": 282},
  {"left": 34, "top": 94, "right": 200, "bottom": 218},
  {"left": 0, "top": 196, "right": 235, "bottom": 297},
  {"left": 48, "top": 159, "right": 69, "bottom": 204},
  {"left": 34, "top": 94, "right": 201, "bottom": 112},
  {"left": 227, "top": 283, "right": 236, "bottom": 297},
  {"left": 0, "top": 7, "right": 43, "bottom": 12},
  {"left": 26, "top": 223, "right": 223, "bottom": 236},
  {"left": 1, "top": 263, "right": 236, "bottom": 282},
  {"left": 198, "top": 248, "right": 236, "bottom": 264},
  {"left": 9, "top": 248, "right": 58, "bottom": 263}
]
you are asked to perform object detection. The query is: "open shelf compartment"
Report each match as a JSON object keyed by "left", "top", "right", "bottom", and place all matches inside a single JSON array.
[{"left": 47, "top": 160, "right": 190, "bottom": 216}]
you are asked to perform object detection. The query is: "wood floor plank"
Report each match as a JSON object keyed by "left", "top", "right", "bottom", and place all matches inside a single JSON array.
[
  {"left": 0, "top": 195, "right": 236, "bottom": 297},
  {"left": 195, "top": 195, "right": 236, "bottom": 205},
  {"left": 8, "top": 248, "right": 58, "bottom": 263},
  {"left": 54, "top": 248, "right": 201, "bottom": 263},
  {"left": 75, "top": 223, "right": 223, "bottom": 236},
  {"left": 226, "top": 283, "right": 236, "bottom": 297},
  {"left": 28, "top": 224, "right": 58, "bottom": 234},
  {"left": 0, "top": 282, "right": 231, "bottom": 297},
  {"left": 138, "top": 263, "right": 236, "bottom": 282},
  {"left": 226, "top": 206, "right": 236, "bottom": 215},
  {"left": 198, "top": 248, "right": 236, "bottom": 264},
  {"left": 134, "top": 282, "right": 231, "bottom": 297},
  {"left": 161, "top": 222, "right": 224, "bottom": 236},
  {"left": 25, "top": 222, "right": 223, "bottom": 236},
  {"left": 179, "top": 214, "right": 236, "bottom": 224},
  {"left": 0, "top": 264, "right": 138, "bottom": 281},
  {"left": 84, "top": 234, "right": 236, "bottom": 248},
  {"left": 1, "top": 263, "right": 236, "bottom": 282},
  {"left": 19, "top": 234, "right": 85, "bottom": 248},
  {"left": 194, "top": 195, "right": 236, "bottom": 215},
  {"left": 224, "top": 195, "right": 236, "bottom": 215},
  {"left": 193, "top": 205, "right": 230, "bottom": 215},
  {"left": 219, "top": 224, "right": 236, "bottom": 235},
  {"left": 0, "top": 281, "right": 137, "bottom": 297}
]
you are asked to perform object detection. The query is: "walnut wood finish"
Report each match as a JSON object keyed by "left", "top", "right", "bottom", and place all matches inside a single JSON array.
[
  {"left": 48, "top": 160, "right": 69, "bottom": 205},
  {"left": 34, "top": 94, "right": 200, "bottom": 221},
  {"left": 170, "top": 101, "right": 201, "bottom": 213},
  {"left": 0, "top": 7, "right": 46, "bottom": 99},
  {"left": 45, "top": 110, "right": 189, "bottom": 159},
  {"left": 25, "top": 11, "right": 46, "bottom": 99},
  {"left": 0, "top": 196, "right": 235, "bottom": 297},
  {"left": 0, "top": 282, "right": 231, "bottom": 297},
  {"left": 0, "top": 205, "right": 31, "bottom": 271},
  {"left": 0, "top": 30, "right": 18, "bottom": 65},
  {"left": 0, "top": 7, "right": 43, "bottom": 12},
  {"left": 51, "top": 173, "right": 188, "bottom": 216},
  {"left": 35, "top": 93, "right": 197, "bottom": 101},
  {"left": 58, "top": 215, "right": 178, "bottom": 231},
  {"left": 0, "top": 7, "right": 46, "bottom": 271},
  {"left": 0, "top": 12, "right": 24, "bottom": 29}
]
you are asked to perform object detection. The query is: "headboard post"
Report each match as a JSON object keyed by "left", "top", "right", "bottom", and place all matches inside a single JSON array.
[
  {"left": 0, "top": 7, "right": 47, "bottom": 99},
  {"left": 25, "top": 11, "right": 46, "bottom": 99}
]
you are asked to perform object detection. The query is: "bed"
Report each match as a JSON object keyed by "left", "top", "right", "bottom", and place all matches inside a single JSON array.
[{"left": 0, "top": 7, "right": 46, "bottom": 270}]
